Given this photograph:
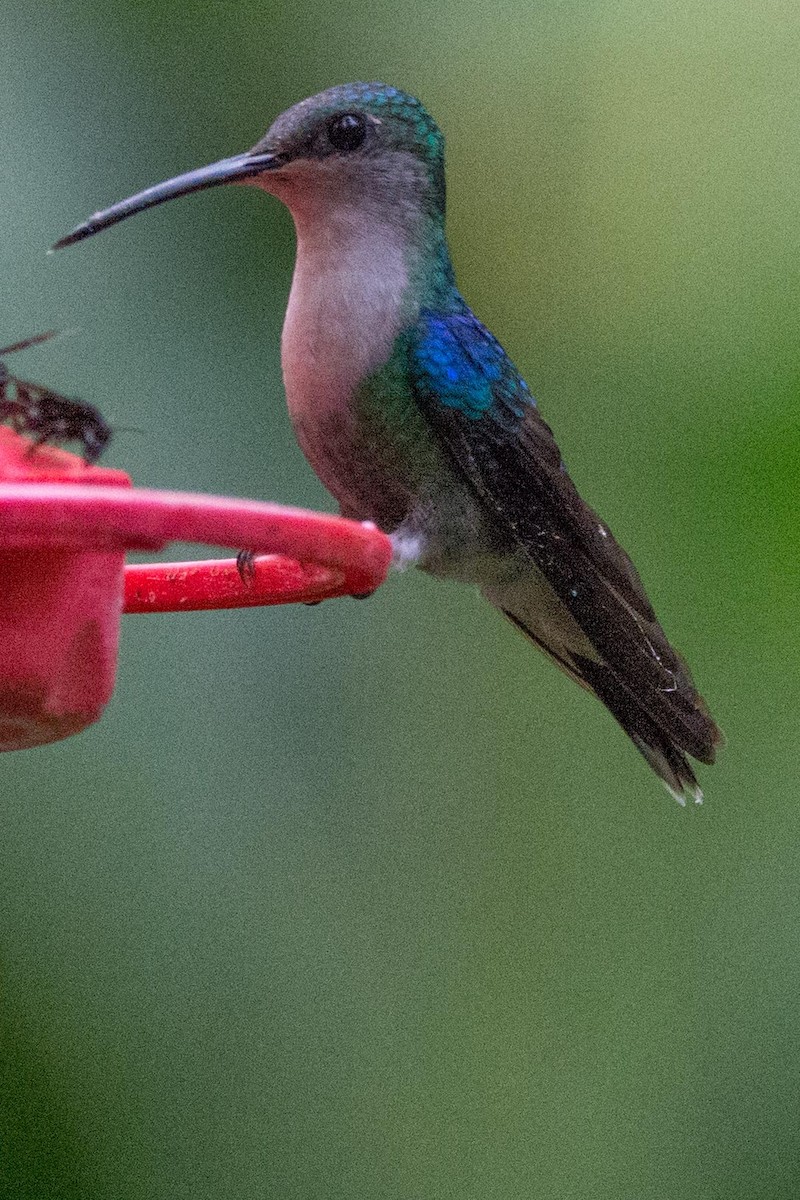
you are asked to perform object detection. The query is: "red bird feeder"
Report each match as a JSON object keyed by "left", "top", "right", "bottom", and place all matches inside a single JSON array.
[{"left": 0, "top": 426, "right": 392, "bottom": 751}]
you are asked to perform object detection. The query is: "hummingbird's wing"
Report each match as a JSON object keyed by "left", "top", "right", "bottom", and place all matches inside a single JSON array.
[{"left": 409, "top": 309, "right": 720, "bottom": 795}]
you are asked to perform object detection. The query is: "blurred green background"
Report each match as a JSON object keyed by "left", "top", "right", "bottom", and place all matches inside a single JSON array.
[{"left": 1, "top": 1, "right": 799, "bottom": 1196}]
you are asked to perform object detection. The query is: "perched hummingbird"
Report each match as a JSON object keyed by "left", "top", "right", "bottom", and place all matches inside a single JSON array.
[{"left": 54, "top": 82, "right": 721, "bottom": 802}]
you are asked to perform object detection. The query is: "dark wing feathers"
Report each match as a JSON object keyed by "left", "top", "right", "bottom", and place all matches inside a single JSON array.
[{"left": 409, "top": 309, "right": 720, "bottom": 772}]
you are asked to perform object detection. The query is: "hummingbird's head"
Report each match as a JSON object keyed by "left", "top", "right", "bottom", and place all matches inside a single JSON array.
[
  {"left": 250, "top": 83, "right": 446, "bottom": 222},
  {"left": 53, "top": 83, "right": 446, "bottom": 250}
]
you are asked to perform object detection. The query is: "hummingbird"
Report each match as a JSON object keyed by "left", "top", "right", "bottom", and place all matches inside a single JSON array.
[{"left": 53, "top": 82, "right": 721, "bottom": 803}]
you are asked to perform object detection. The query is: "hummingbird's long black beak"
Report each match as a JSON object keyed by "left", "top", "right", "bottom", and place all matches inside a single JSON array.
[{"left": 51, "top": 151, "right": 283, "bottom": 250}]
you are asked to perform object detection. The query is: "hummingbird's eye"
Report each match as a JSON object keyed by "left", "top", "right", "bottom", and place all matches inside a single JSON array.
[{"left": 327, "top": 113, "right": 367, "bottom": 152}]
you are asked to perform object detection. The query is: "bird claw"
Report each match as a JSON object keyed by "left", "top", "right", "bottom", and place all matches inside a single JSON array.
[{"left": 236, "top": 549, "right": 256, "bottom": 584}]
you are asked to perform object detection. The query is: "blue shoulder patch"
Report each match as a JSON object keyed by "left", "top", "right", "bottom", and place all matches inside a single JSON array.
[{"left": 412, "top": 310, "right": 534, "bottom": 424}]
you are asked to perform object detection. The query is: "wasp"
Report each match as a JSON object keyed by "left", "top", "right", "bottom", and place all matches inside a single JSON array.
[{"left": 0, "top": 332, "right": 112, "bottom": 464}]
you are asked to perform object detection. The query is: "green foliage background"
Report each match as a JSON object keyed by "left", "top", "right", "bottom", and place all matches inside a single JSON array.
[{"left": 2, "top": 1, "right": 799, "bottom": 1196}]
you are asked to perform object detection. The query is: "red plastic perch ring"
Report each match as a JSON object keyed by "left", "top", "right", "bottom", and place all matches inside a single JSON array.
[{"left": 0, "top": 428, "right": 392, "bottom": 750}]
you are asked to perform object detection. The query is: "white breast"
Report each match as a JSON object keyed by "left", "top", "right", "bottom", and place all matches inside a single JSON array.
[
  {"left": 254, "top": 153, "right": 426, "bottom": 514},
  {"left": 281, "top": 206, "right": 411, "bottom": 428}
]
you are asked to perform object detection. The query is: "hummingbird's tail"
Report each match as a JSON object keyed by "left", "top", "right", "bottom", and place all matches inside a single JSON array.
[
  {"left": 565, "top": 655, "right": 710, "bottom": 805},
  {"left": 484, "top": 578, "right": 721, "bottom": 805}
]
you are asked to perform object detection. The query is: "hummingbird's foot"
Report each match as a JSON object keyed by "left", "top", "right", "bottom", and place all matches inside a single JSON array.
[
  {"left": 236, "top": 549, "right": 256, "bottom": 584},
  {"left": 351, "top": 589, "right": 376, "bottom": 600}
]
